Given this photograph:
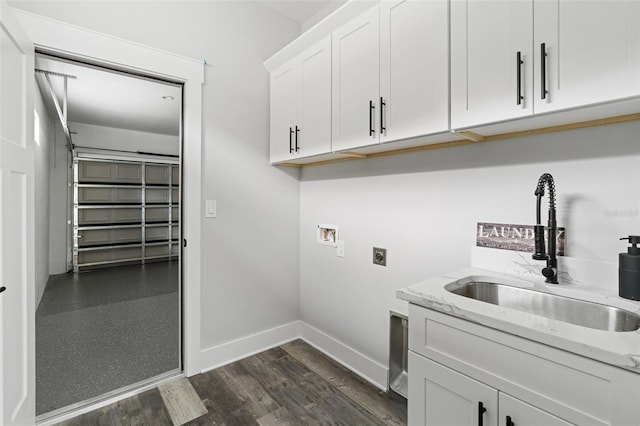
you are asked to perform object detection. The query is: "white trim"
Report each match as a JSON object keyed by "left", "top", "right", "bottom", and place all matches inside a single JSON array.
[
  {"left": 263, "top": 0, "right": 379, "bottom": 72},
  {"left": 198, "top": 320, "right": 388, "bottom": 393},
  {"left": 199, "top": 322, "right": 301, "bottom": 373},
  {"left": 12, "top": 9, "right": 204, "bottom": 377},
  {"left": 299, "top": 322, "right": 389, "bottom": 392},
  {"left": 12, "top": 9, "right": 202, "bottom": 76}
]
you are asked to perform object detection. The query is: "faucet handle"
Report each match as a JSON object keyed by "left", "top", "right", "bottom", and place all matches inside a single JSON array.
[
  {"left": 542, "top": 266, "right": 558, "bottom": 283},
  {"left": 532, "top": 225, "right": 547, "bottom": 260}
]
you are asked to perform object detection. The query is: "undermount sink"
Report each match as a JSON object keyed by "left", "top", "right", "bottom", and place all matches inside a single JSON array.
[{"left": 445, "top": 280, "right": 640, "bottom": 332}]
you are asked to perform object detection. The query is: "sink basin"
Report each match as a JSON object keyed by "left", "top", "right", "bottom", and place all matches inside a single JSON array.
[{"left": 445, "top": 280, "right": 640, "bottom": 332}]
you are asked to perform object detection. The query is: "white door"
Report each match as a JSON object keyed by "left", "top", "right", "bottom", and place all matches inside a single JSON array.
[
  {"left": 534, "top": 0, "right": 640, "bottom": 113},
  {"left": 298, "top": 36, "right": 331, "bottom": 158},
  {"left": 499, "top": 393, "right": 573, "bottom": 426},
  {"left": 451, "top": 0, "right": 533, "bottom": 129},
  {"left": 269, "top": 60, "right": 299, "bottom": 163},
  {"left": 408, "top": 352, "right": 498, "bottom": 426},
  {"left": 380, "top": 0, "right": 449, "bottom": 143},
  {"left": 0, "top": 1, "right": 35, "bottom": 425},
  {"left": 331, "top": 5, "right": 380, "bottom": 152}
]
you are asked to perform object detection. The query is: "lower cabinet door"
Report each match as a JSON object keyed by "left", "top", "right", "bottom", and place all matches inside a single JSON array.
[
  {"left": 408, "top": 351, "right": 498, "bottom": 426},
  {"left": 499, "top": 393, "right": 573, "bottom": 426}
]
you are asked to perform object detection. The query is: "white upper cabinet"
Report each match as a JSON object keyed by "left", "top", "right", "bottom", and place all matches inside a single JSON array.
[
  {"left": 332, "top": 1, "right": 450, "bottom": 151},
  {"left": 298, "top": 37, "right": 332, "bottom": 158},
  {"left": 380, "top": 0, "right": 449, "bottom": 142},
  {"left": 534, "top": 0, "right": 640, "bottom": 113},
  {"left": 270, "top": 61, "right": 300, "bottom": 163},
  {"left": 267, "top": 0, "right": 640, "bottom": 164},
  {"left": 332, "top": 5, "right": 381, "bottom": 152},
  {"left": 451, "top": 0, "right": 534, "bottom": 129},
  {"left": 452, "top": 0, "right": 640, "bottom": 130},
  {"left": 270, "top": 37, "right": 332, "bottom": 163}
]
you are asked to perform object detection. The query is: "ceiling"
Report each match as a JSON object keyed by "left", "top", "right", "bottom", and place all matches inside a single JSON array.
[
  {"left": 258, "top": 0, "right": 334, "bottom": 24},
  {"left": 35, "top": 54, "right": 181, "bottom": 136}
]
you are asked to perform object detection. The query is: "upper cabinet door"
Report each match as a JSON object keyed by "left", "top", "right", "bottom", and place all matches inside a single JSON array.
[
  {"left": 298, "top": 36, "right": 332, "bottom": 158},
  {"left": 380, "top": 0, "right": 449, "bottom": 142},
  {"left": 534, "top": 0, "right": 640, "bottom": 113},
  {"left": 270, "top": 61, "right": 299, "bottom": 163},
  {"left": 451, "top": 0, "right": 533, "bottom": 129},
  {"left": 332, "top": 5, "right": 380, "bottom": 151}
]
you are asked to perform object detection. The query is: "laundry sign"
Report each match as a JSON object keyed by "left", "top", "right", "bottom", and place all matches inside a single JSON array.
[{"left": 476, "top": 222, "right": 565, "bottom": 255}]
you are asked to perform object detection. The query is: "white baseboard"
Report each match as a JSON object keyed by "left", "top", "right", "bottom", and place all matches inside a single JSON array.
[
  {"left": 199, "top": 321, "right": 301, "bottom": 373},
  {"left": 299, "top": 322, "right": 388, "bottom": 391},
  {"left": 198, "top": 320, "right": 389, "bottom": 392}
]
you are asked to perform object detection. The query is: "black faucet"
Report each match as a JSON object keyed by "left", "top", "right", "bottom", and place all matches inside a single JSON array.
[{"left": 533, "top": 173, "right": 558, "bottom": 284}]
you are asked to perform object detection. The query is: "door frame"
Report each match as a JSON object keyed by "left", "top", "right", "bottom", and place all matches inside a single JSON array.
[{"left": 12, "top": 2, "right": 204, "bottom": 406}]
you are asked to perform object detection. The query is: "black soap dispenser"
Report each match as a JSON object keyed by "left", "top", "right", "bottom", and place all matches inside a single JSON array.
[{"left": 619, "top": 236, "right": 640, "bottom": 301}]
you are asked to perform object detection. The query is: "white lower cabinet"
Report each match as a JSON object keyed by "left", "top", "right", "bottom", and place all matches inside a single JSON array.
[
  {"left": 407, "top": 305, "right": 640, "bottom": 426},
  {"left": 409, "top": 352, "right": 497, "bottom": 426},
  {"left": 498, "top": 393, "right": 572, "bottom": 426},
  {"left": 409, "top": 352, "right": 571, "bottom": 426}
]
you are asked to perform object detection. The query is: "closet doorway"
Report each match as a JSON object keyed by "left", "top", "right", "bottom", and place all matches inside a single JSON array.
[{"left": 33, "top": 52, "right": 183, "bottom": 419}]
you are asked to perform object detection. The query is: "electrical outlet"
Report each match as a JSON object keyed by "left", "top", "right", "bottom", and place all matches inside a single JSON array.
[{"left": 373, "top": 247, "right": 387, "bottom": 266}]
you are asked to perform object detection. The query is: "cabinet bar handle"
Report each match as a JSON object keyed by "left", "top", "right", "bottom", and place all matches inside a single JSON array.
[
  {"left": 369, "top": 100, "right": 375, "bottom": 137},
  {"left": 478, "top": 402, "right": 487, "bottom": 426},
  {"left": 380, "top": 97, "right": 386, "bottom": 134},
  {"left": 0, "top": 286, "right": 6, "bottom": 294},
  {"left": 516, "top": 51, "right": 524, "bottom": 105},
  {"left": 540, "top": 43, "right": 548, "bottom": 100},
  {"left": 289, "top": 127, "right": 293, "bottom": 154},
  {"left": 295, "top": 125, "right": 300, "bottom": 152},
  {"left": 506, "top": 415, "right": 514, "bottom": 426}
]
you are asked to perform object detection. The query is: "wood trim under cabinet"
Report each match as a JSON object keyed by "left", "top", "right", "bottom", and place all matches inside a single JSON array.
[{"left": 276, "top": 112, "right": 640, "bottom": 168}]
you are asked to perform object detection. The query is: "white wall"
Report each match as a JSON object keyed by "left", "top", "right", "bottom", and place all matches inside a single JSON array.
[
  {"left": 70, "top": 122, "right": 179, "bottom": 156},
  {"left": 300, "top": 121, "right": 640, "bottom": 374},
  {"left": 12, "top": 1, "right": 302, "bottom": 355},
  {"left": 34, "top": 86, "right": 52, "bottom": 306}
]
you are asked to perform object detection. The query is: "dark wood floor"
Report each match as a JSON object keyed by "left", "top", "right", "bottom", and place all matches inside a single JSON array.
[{"left": 56, "top": 339, "right": 407, "bottom": 426}]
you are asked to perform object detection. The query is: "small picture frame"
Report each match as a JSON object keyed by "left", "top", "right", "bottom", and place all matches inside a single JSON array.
[{"left": 317, "top": 224, "right": 338, "bottom": 247}]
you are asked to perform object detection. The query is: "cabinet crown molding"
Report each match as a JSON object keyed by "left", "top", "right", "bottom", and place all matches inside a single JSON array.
[{"left": 263, "top": 0, "right": 379, "bottom": 73}]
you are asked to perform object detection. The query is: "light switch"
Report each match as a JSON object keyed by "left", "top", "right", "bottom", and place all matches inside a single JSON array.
[
  {"left": 336, "top": 240, "right": 345, "bottom": 258},
  {"left": 205, "top": 200, "right": 217, "bottom": 218}
]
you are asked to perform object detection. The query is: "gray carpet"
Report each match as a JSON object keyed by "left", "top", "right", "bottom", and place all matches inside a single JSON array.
[{"left": 36, "top": 261, "right": 180, "bottom": 415}]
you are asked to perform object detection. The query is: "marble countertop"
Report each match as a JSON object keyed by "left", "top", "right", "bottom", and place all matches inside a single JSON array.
[{"left": 397, "top": 267, "right": 640, "bottom": 373}]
